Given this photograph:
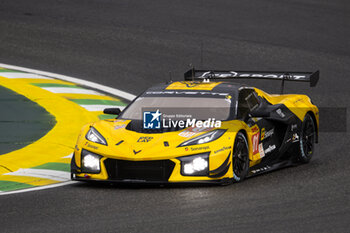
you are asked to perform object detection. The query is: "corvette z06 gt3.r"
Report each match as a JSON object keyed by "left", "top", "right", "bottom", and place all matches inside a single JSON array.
[{"left": 71, "top": 69, "right": 319, "bottom": 184}]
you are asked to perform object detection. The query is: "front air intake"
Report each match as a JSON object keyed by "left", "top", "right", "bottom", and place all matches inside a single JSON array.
[{"left": 104, "top": 159, "right": 175, "bottom": 182}]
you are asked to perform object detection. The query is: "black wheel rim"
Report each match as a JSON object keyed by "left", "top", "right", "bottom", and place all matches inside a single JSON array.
[
  {"left": 232, "top": 136, "right": 248, "bottom": 177},
  {"left": 302, "top": 116, "right": 315, "bottom": 157}
]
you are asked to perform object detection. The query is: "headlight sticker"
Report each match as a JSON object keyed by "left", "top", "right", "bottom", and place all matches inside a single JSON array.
[
  {"left": 178, "top": 129, "right": 226, "bottom": 147},
  {"left": 178, "top": 126, "right": 214, "bottom": 138}
]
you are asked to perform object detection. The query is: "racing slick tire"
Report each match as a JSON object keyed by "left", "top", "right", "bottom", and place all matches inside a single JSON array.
[
  {"left": 232, "top": 132, "right": 250, "bottom": 182},
  {"left": 297, "top": 113, "right": 316, "bottom": 163}
]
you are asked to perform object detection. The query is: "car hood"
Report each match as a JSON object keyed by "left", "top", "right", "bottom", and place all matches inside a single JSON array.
[{"left": 86, "top": 119, "right": 232, "bottom": 160}]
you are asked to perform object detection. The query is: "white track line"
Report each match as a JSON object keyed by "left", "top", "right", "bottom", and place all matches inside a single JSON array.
[
  {"left": 0, "top": 181, "right": 76, "bottom": 196},
  {"left": 0, "top": 63, "right": 136, "bottom": 101},
  {"left": 80, "top": 104, "right": 126, "bottom": 112},
  {"left": 0, "top": 72, "right": 52, "bottom": 79},
  {"left": 4, "top": 168, "right": 70, "bottom": 182},
  {"left": 42, "top": 87, "right": 104, "bottom": 95},
  {"left": 0, "top": 62, "right": 136, "bottom": 195}
]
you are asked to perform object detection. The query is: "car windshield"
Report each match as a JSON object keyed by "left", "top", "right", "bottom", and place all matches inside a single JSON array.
[{"left": 119, "top": 96, "right": 233, "bottom": 121}]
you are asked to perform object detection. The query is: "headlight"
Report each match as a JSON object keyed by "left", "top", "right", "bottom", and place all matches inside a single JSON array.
[
  {"left": 178, "top": 153, "right": 209, "bottom": 176},
  {"left": 86, "top": 127, "right": 107, "bottom": 145},
  {"left": 81, "top": 149, "right": 102, "bottom": 173},
  {"left": 178, "top": 129, "right": 226, "bottom": 147}
]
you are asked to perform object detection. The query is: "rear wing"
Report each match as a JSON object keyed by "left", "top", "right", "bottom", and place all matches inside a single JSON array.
[{"left": 184, "top": 68, "right": 319, "bottom": 93}]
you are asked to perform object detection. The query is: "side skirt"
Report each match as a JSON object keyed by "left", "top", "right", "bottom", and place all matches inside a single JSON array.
[{"left": 247, "top": 159, "right": 296, "bottom": 177}]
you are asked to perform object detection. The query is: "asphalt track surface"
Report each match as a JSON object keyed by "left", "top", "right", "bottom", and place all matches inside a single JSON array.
[{"left": 0, "top": 0, "right": 349, "bottom": 232}]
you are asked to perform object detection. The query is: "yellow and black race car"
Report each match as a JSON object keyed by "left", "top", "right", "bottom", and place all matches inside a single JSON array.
[{"left": 71, "top": 69, "right": 319, "bottom": 184}]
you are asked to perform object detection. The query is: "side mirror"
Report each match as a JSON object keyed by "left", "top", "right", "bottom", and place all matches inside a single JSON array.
[
  {"left": 250, "top": 107, "right": 270, "bottom": 118},
  {"left": 103, "top": 108, "right": 121, "bottom": 115}
]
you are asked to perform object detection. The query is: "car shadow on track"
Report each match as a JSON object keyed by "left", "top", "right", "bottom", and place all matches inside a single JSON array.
[
  {"left": 69, "top": 161, "right": 318, "bottom": 191},
  {"left": 70, "top": 180, "right": 227, "bottom": 190}
]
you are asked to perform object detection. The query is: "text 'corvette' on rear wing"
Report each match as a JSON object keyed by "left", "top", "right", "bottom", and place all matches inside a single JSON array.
[{"left": 184, "top": 69, "right": 320, "bottom": 88}]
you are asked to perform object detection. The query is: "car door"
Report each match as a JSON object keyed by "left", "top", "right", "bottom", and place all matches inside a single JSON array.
[{"left": 237, "top": 88, "right": 278, "bottom": 164}]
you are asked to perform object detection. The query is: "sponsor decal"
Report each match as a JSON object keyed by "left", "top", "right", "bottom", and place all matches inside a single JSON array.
[
  {"left": 264, "top": 144, "right": 276, "bottom": 154},
  {"left": 137, "top": 137, "right": 153, "bottom": 142},
  {"left": 261, "top": 128, "right": 265, "bottom": 140},
  {"left": 292, "top": 133, "right": 299, "bottom": 142},
  {"left": 258, "top": 143, "right": 265, "bottom": 158},
  {"left": 293, "top": 98, "right": 303, "bottom": 104},
  {"left": 201, "top": 71, "right": 307, "bottom": 80},
  {"left": 166, "top": 81, "right": 221, "bottom": 90},
  {"left": 251, "top": 165, "right": 271, "bottom": 174},
  {"left": 179, "top": 131, "right": 197, "bottom": 138},
  {"left": 114, "top": 124, "right": 126, "bottom": 130},
  {"left": 114, "top": 119, "right": 127, "bottom": 123},
  {"left": 261, "top": 128, "right": 274, "bottom": 140},
  {"left": 75, "top": 145, "right": 80, "bottom": 151},
  {"left": 182, "top": 82, "right": 200, "bottom": 88},
  {"left": 265, "top": 129, "right": 274, "bottom": 138},
  {"left": 276, "top": 108, "right": 285, "bottom": 118},
  {"left": 188, "top": 146, "right": 210, "bottom": 152},
  {"left": 87, "top": 143, "right": 98, "bottom": 150},
  {"left": 250, "top": 125, "right": 260, "bottom": 154},
  {"left": 286, "top": 133, "right": 300, "bottom": 144},
  {"left": 251, "top": 125, "right": 259, "bottom": 133},
  {"left": 214, "top": 146, "right": 232, "bottom": 154},
  {"left": 145, "top": 91, "right": 229, "bottom": 96}
]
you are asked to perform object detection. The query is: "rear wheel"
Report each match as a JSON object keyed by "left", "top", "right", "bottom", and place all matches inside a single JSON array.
[
  {"left": 232, "top": 132, "right": 249, "bottom": 182},
  {"left": 298, "top": 113, "right": 316, "bottom": 163}
]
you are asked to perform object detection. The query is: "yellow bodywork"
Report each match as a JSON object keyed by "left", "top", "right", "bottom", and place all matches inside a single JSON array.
[
  {"left": 255, "top": 88, "right": 319, "bottom": 129},
  {"left": 73, "top": 82, "right": 319, "bottom": 182}
]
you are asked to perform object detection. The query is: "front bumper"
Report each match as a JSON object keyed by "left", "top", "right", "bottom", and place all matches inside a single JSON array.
[{"left": 71, "top": 150, "right": 232, "bottom": 184}]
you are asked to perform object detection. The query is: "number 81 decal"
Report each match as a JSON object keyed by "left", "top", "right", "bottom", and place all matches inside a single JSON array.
[
  {"left": 250, "top": 125, "right": 260, "bottom": 155},
  {"left": 252, "top": 133, "right": 260, "bottom": 154}
]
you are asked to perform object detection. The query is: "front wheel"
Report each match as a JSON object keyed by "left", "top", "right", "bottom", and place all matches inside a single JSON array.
[
  {"left": 297, "top": 113, "right": 316, "bottom": 163},
  {"left": 232, "top": 132, "right": 250, "bottom": 182}
]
